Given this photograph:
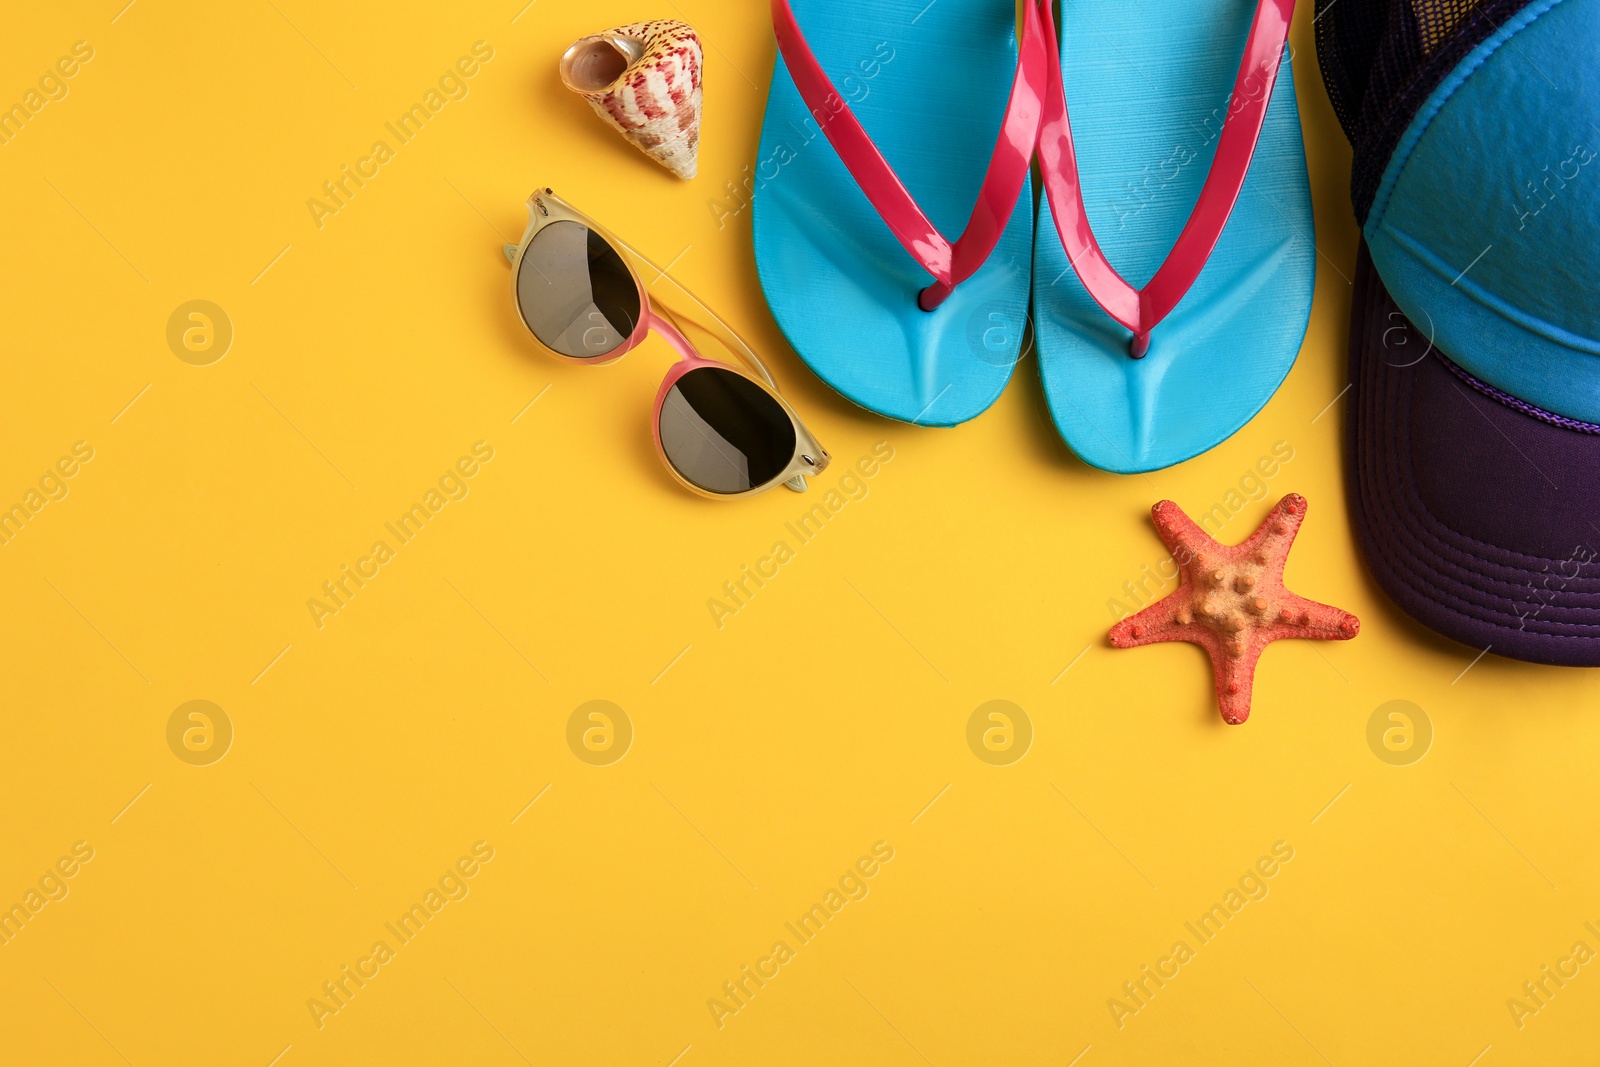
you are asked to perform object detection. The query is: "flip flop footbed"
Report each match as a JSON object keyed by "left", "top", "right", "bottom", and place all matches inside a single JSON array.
[
  {"left": 754, "top": 0, "right": 1034, "bottom": 426},
  {"left": 1033, "top": 0, "right": 1315, "bottom": 472}
]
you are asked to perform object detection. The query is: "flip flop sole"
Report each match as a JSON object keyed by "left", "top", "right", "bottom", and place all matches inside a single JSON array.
[
  {"left": 753, "top": 0, "right": 1034, "bottom": 427},
  {"left": 1033, "top": 0, "right": 1315, "bottom": 472}
]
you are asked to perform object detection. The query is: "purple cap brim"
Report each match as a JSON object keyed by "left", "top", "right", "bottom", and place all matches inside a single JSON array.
[{"left": 1348, "top": 242, "right": 1600, "bottom": 666}]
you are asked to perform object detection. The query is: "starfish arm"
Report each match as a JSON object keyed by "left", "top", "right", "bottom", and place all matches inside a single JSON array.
[
  {"left": 1109, "top": 597, "right": 1190, "bottom": 648},
  {"left": 1242, "top": 493, "right": 1309, "bottom": 578},
  {"left": 1209, "top": 642, "right": 1260, "bottom": 725},
  {"left": 1275, "top": 591, "right": 1362, "bottom": 641},
  {"left": 1150, "top": 499, "right": 1222, "bottom": 560}
]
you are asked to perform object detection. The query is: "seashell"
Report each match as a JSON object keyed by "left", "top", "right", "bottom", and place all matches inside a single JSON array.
[{"left": 560, "top": 19, "right": 703, "bottom": 180}]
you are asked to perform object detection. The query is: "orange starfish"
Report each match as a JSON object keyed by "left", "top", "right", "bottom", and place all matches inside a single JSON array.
[{"left": 1108, "top": 494, "right": 1359, "bottom": 725}]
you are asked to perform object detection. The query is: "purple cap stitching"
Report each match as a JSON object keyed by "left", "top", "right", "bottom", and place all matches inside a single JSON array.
[{"left": 1435, "top": 351, "right": 1600, "bottom": 436}]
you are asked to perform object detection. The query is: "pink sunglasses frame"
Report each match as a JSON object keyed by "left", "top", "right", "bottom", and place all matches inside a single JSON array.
[{"left": 506, "top": 188, "right": 830, "bottom": 498}]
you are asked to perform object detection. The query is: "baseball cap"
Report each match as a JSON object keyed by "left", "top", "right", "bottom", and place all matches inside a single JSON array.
[{"left": 1318, "top": 0, "right": 1600, "bottom": 664}]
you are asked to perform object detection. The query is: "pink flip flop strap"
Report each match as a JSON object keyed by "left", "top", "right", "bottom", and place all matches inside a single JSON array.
[
  {"left": 1036, "top": 0, "right": 1296, "bottom": 357},
  {"left": 770, "top": 0, "right": 1048, "bottom": 311}
]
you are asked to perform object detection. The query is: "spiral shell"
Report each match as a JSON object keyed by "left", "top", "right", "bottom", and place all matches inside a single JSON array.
[{"left": 560, "top": 19, "right": 703, "bottom": 180}]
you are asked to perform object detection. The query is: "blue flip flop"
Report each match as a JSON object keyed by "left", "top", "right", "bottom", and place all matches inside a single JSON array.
[
  {"left": 752, "top": 0, "right": 1046, "bottom": 426},
  {"left": 1032, "top": 0, "right": 1314, "bottom": 472}
]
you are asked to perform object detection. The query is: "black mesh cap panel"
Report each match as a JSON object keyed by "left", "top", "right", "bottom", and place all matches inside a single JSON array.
[{"left": 1314, "top": 0, "right": 1537, "bottom": 223}]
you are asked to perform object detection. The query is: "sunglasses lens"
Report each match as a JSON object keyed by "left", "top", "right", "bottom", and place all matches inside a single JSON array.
[
  {"left": 659, "top": 366, "right": 798, "bottom": 495},
  {"left": 516, "top": 220, "right": 640, "bottom": 358}
]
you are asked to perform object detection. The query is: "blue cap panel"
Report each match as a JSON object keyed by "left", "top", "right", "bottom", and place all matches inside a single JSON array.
[{"left": 1363, "top": 0, "right": 1600, "bottom": 423}]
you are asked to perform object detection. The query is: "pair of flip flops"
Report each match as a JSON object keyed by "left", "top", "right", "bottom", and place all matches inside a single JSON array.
[{"left": 753, "top": 0, "right": 1313, "bottom": 474}]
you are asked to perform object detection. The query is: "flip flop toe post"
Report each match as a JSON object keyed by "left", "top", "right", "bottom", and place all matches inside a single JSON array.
[
  {"left": 753, "top": 0, "right": 1046, "bottom": 426},
  {"left": 1033, "top": 0, "right": 1314, "bottom": 472}
]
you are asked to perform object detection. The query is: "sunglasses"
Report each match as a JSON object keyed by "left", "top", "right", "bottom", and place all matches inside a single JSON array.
[{"left": 504, "top": 188, "right": 830, "bottom": 497}]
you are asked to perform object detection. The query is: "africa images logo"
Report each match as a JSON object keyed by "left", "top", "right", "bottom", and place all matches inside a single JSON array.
[
  {"left": 706, "top": 841, "right": 895, "bottom": 1030},
  {"left": 706, "top": 442, "right": 894, "bottom": 629},
  {"left": 306, "top": 841, "right": 495, "bottom": 1030},
  {"left": 0, "top": 440, "right": 94, "bottom": 548},
  {"left": 0, "top": 40, "right": 94, "bottom": 147},
  {"left": 0, "top": 842, "right": 95, "bottom": 948},
  {"left": 306, "top": 442, "right": 494, "bottom": 629},
  {"left": 1108, "top": 841, "right": 1295, "bottom": 1029},
  {"left": 306, "top": 42, "right": 494, "bottom": 230}
]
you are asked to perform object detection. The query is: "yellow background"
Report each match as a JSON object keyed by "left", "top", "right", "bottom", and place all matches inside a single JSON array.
[{"left": 2, "top": 1, "right": 1597, "bottom": 1064}]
